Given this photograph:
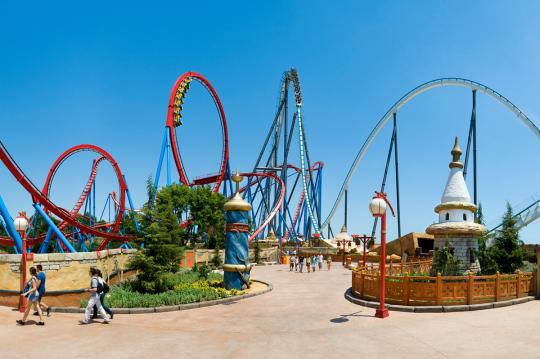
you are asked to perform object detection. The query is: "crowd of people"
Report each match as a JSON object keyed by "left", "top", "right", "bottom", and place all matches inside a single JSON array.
[
  {"left": 288, "top": 252, "right": 332, "bottom": 273},
  {"left": 16, "top": 265, "right": 113, "bottom": 326}
]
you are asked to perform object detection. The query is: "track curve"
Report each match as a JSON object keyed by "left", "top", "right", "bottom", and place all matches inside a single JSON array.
[
  {"left": 0, "top": 141, "right": 132, "bottom": 249},
  {"left": 322, "top": 77, "right": 540, "bottom": 232},
  {"left": 241, "top": 172, "right": 285, "bottom": 244},
  {"left": 42, "top": 144, "right": 127, "bottom": 234}
]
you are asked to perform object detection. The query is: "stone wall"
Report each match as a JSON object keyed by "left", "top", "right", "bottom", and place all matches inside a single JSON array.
[
  {"left": 0, "top": 249, "right": 136, "bottom": 308},
  {"left": 186, "top": 247, "right": 279, "bottom": 266},
  {"left": 433, "top": 237, "right": 480, "bottom": 273}
]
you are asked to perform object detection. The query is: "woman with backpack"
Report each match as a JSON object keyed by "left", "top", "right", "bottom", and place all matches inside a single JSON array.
[
  {"left": 16, "top": 266, "right": 44, "bottom": 326},
  {"left": 80, "top": 267, "right": 110, "bottom": 324},
  {"left": 92, "top": 269, "right": 113, "bottom": 319}
]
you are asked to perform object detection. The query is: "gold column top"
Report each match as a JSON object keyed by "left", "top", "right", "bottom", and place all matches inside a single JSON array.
[{"left": 224, "top": 169, "right": 252, "bottom": 212}]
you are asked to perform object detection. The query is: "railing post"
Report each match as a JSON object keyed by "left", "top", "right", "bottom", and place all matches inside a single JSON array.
[
  {"left": 360, "top": 270, "right": 365, "bottom": 298},
  {"left": 436, "top": 273, "right": 443, "bottom": 305},
  {"left": 403, "top": 273, "right": 410, "bottom": 305},
  {"left": 516, "top": 270, "right": 522, "bottom": 298},
  {"left": 467, "top": 272, "right": 474, "bottom": 305},
  {"left": 495, "top": 271, "right": 500, "bottom": 302}
]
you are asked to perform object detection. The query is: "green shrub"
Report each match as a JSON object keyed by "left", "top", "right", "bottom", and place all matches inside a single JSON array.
[{"left": 431, "top": 241, "right": 462, "bottom": 276}]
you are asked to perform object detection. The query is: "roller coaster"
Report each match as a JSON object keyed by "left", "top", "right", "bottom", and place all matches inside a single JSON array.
[{"left": 1, "top": 71, "right": 539, "bottom": 255}]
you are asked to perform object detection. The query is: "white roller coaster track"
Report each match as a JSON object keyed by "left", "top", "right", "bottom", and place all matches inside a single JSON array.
[{"left": 321, "top": 78, "right": 540, "bottom": 234}]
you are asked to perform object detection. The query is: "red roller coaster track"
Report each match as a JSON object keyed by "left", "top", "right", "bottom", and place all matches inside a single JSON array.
[{"left": 166, "top": 71, "right": 229, "bottom": 192}]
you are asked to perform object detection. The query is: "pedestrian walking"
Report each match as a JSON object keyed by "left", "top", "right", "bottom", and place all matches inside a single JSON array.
[
  {"left": 326, "top": 255, "right": 332, "bottom": 270},
  {"left": 92, "top": 269, "right": 113, "bottom": 320},
  {"left": 311, "top": 255, "right": 317, "bottom": 272},
  {"left": 298, "top": 255, "right": 304, "bottom": 273},
  {"left": 35, "top": 264, "right": 50, "bottom": 317},
  {"left": 317, "top": 254, "right": 323, "bottom": 271},
  {"left": 289, "top": 254, "right": 296, "bottom": 271},
  {"left": 16, "top": 267, "right": 44, "bottom": 326},
  {"left": 80, "top": 267, "right": 110, "bottom": 324},
  {"left": 306, "top": 256, "right": 311, "bottom": 272}
]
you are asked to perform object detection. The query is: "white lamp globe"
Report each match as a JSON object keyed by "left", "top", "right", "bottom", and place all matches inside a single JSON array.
[
  {"left": 369, "top": 197, "right": 387, "bottom": 216},
  {"left": 14, "top": 215, "right": 28, "bottom": 232}
]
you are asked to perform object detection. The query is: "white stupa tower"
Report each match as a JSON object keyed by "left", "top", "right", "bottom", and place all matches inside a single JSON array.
[{"left": 426, "top": 137, "right": 486, "bottom": 273}]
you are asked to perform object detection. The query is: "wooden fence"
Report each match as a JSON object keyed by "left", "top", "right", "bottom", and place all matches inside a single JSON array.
[
  {"left": 352, "top": 270, "right": 534, "bottom": 306},
  {"left": 359, "top": 260, "right": 433, "bottom": 275}
]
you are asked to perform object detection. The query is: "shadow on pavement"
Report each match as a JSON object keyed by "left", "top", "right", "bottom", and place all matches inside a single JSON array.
[{"left": 330, "top": 311, "right": 373, "bottom": 323}]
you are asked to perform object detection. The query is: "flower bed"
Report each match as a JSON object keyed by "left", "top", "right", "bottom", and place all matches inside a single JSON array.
[{"left": 81, "top": 271, "right": 244, "bottom": 308}]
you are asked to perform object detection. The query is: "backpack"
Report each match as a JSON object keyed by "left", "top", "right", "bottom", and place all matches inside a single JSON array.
[{"left": 96, "top": 278, "right": 110, "bottom": 294}]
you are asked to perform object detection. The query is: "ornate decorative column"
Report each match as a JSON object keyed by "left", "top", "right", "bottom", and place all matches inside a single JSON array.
[{"left": 223, "top": 171, "right": 253, "bottom": 290}]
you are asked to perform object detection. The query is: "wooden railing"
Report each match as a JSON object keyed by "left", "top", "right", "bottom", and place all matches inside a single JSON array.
[
  {"left": 352, "top": 270, "right": 533, "bottom": 306},
  {"left": 357, "top": 260, "right": 433, "bottom": 276}
]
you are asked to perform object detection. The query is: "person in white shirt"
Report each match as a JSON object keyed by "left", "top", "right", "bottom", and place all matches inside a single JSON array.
[
  {"left": 289, "top": 255, "right": 296, "bottom": 271},
  {"left": 80, "top": 267, "right": 110, "bottom": 324}
]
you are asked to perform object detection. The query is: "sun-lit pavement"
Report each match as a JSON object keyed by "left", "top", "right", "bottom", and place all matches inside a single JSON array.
[{"left": 1, "top": 264, "right": 540, "bottom": 358}]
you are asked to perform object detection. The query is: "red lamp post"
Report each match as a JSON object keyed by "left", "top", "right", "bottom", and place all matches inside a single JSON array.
[
  {"left": 15, "top": 212, "right": 29, "bottom": 313},
  {"left": 369, "top": 192, "right": 395, "bottom": 319},
  {"left": 352, "top": 234, "right": 374, "bottom": 269}
]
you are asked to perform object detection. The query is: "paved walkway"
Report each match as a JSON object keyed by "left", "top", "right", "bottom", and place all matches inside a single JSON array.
[{"left": 1, "top": 264, "right": 540, "bottom": 358}]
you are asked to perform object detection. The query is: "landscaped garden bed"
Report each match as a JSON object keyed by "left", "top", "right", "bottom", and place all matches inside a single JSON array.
[{"left": 81, "top": 270, "right": 246, "bottom": 309}]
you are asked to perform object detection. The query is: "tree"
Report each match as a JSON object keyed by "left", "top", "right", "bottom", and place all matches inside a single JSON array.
[
  {"left": 491, "top": 203, "right": 525, "bottom": 273},
  {"left": 130, "top": 185, "right": 185, "bottom": 293},
  {"left": 431, "top": 241, "right": 461, "bottom": 276},
  {"left": 188, "top": 186, "right": 226, "bottom": 249},
  {"left": 473, "top": 203, "right": 498, "bottom": 275}
]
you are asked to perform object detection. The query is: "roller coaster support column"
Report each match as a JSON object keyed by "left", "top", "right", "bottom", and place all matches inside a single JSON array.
[
  {"left": 344, "top": 189, "right": 348, "bottom": 229},
  {"left": 0, "top": 195, "right": 23, "bottom": 252},
  {"left": 124, "top": 175, "right": 141, "bottom": 234},
  {"left": 472, "top": 90, "right": 478, "bottom": 210},
  {"left": 33, "top": 204, "right": 76, "bottom": 253},
  {"left": 464, "top": 90, "right": 478, "bottom": 218},
  {"left": 393, "top": 113, "right": 402, "bottom": 238},
  {"left": 223, "top": 172, "right": 253, "bottom": 290},
  {"left": 152, "top": 130, "right": 169, "bottom": 204}
]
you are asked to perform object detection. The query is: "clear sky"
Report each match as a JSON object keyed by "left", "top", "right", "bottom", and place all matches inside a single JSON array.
[{"left": 1, "top": 1, "right": 540, "bottom": 243}]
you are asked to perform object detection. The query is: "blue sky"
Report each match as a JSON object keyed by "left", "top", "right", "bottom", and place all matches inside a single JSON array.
[{"left": 1, "top": 1, "right": 540, "bottom": 243}]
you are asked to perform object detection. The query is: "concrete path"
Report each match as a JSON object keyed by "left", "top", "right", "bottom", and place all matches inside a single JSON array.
[{"left": 1, "top": 264, "right": 539, "bottom": 358}]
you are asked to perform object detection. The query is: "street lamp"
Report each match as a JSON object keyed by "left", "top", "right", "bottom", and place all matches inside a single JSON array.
[
  {"left": 369, "top": 192, "right": 395, "bottom": 319},
  {"left": 14, "top": 212, "right": 29, "bottom": 313},
  {"left": 352, "top": 234, "right": 374, "bottom": 269}
]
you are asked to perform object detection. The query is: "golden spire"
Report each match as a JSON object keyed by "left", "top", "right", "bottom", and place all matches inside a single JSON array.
[{"left": 449, "top": 136, "right": 463, "bottom": 169}]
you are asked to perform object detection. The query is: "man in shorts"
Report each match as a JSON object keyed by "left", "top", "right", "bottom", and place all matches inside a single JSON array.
[{"left": 35, "top": 264, "right": 51, "bottom": 317}]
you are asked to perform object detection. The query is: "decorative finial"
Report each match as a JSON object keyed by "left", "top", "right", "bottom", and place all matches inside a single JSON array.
[
  {"left": 224, "top": 168, "right": 252, "bottom": 212},
  {"left": 341, "top": 224, "right": 347, "bottom": 233},
  {"left": 449, "top": 136, "right": 463, "bottom": 169},
  {"left": 232, "top": 169, "right": 243, "bottom": 195}
]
